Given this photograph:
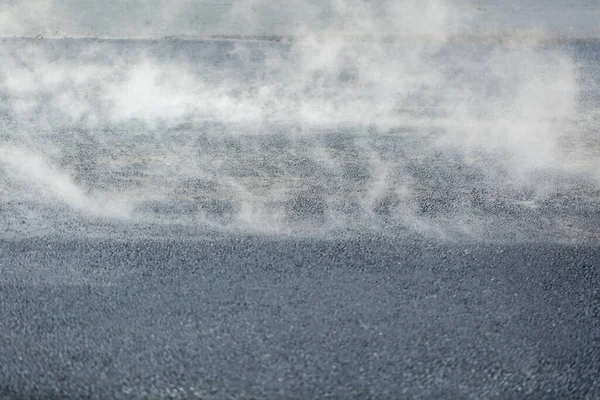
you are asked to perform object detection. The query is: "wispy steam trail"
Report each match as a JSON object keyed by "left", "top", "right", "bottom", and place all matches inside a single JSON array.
[{"left": 0, "top": 0, "right": 598, "bottom": 242}]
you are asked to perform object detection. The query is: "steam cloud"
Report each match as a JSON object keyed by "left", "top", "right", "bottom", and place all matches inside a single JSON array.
[{"left": 0, "top": 0, "right": 598, "bottom": 242}]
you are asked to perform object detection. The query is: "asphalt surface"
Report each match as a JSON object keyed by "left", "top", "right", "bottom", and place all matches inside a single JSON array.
[
  {"left": 1, "top": 234, "right": 599, "bottom": 399},
  {"left": 1, "top": 38, "right": 600, "bottom": 399}
]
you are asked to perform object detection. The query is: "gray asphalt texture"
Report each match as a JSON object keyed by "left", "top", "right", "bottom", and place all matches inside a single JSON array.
[
  {"left": 2, "top": 38, "right": 600, "bottom": 399},
  {"left": 1, "top": 235, "right": 600, "bottom": 399}
]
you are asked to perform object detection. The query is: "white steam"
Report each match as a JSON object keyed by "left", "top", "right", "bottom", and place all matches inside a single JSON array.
[{"left": 0, "top": 0, "right": 598, "bottom": 241}]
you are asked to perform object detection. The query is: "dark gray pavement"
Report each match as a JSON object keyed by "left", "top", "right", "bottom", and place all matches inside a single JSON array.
[
  {"left": 1, "top": 36, "right": 600, "bottom": 399},
  {"left": 1, "top": 235, "right": 599, "bottom": 399}
]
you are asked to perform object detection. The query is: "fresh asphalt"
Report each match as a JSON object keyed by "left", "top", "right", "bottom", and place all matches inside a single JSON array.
[
  {"left": 1, "top": 233, "right": 599, "bottom": 399},
  {"left": 1, "top": 37, "right": 600, "bottom": 399}
]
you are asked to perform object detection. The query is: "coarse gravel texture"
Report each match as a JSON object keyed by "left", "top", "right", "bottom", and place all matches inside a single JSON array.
[{"left": 1, "top": 235, "right": 599, "bottom": 399}]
